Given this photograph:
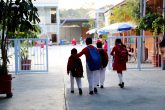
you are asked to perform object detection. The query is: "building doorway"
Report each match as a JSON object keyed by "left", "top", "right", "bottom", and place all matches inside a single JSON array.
[{"left": 51, "top": 34, "right": 57, "bottom": 42}]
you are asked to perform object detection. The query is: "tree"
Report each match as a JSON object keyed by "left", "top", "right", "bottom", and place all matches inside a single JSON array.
[
  {"left": 138, "top": 12, "right": 165, "bottom": 64},
  {"left": 125, "top": 0, "right": 140, "bottom": 24},
  {"left": 110, "top": 6, "right": 128, "bottom": 23},
  {"left": 60, "top": 8, "right": 93, "bottom": 19},
  {"left": 138, "top": 13, "right": 165, "bottom": 35},
  {"left": 0, "top": 0, "right": 40, "bottom": 75},
  {"left": 110, "top": 0, "right": 140, "bottom": 24}
]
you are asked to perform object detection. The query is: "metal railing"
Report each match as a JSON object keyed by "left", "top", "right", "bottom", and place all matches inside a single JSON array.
[
  {"left": 0, "top": 38, "right": 49, "bottom": 74},
  {"left": 107, "top": 36, "right": 162, "bottom": 70}
]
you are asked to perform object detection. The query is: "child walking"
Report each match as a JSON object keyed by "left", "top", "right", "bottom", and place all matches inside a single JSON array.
[
  {"left": 67, "top": 48, "right": 83, "bottom": 95},
  {"left": 110, "top": 39, "right": 128, "bottom": 88},
  {"left": 77, "top": 37, "right": 101, "bottom": 95},
  {"left": 96, "top": 42, "right": 108, "bottom": 88}
]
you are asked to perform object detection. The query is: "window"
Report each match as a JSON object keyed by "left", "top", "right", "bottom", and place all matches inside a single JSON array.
[{"left": 51, "top": 8, "right": 56, "bottom": 23}]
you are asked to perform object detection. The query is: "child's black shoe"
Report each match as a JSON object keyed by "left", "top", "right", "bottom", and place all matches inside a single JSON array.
[
  {"left": 71, "top": 90, "right": 74, "bottom": 93},
  {"left": 79, "top": 88, "right": 82, "bottom": 95},
  {"left": 118, "top": 83, "right": 122, "bottom": 88},
  {"left": 122, "top": 82, "right": 124, "bottom": 88},
  {"left": 89, "top": 91, "right": 94, "bottom": 95},
  {"left": 94, "top": 88, "right": 98, "bottom": 94},
  {"left": 118, "top": 82, "right": 124, "bottom": 88},
  {"left": 100, "top": 85, "right": 104, "bottom": 88}
]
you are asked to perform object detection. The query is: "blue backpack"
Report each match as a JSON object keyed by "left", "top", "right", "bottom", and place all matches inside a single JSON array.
[{"left": 87, "top": 46, "right": 101, "bottom": 71}]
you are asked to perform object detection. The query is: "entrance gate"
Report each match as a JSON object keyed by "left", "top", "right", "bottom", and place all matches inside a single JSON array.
[{"left": 7, "top": 38, "right": 49, "bottom": 74}]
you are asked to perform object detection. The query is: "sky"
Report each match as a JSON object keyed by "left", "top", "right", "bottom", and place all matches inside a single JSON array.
[{"left": 58, "top": 0, "right": 124, "bottom": 9}]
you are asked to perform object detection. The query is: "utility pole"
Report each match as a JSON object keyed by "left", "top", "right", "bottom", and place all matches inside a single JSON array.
[
  {"left": 56, "top": 7, "right": 60, "bottom": 44},
  {"left": 163, "top": 0, "right": 165, "bottom": 39},
  {"left": 140, "top": 0, "right": 146, "bottom": 62}
]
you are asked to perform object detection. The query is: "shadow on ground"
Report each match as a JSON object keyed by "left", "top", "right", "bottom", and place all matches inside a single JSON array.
[{"left": 65, "top": 86, "right": 165, "bottom": 110}]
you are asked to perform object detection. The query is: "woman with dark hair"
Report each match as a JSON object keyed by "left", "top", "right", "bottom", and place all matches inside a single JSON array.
[{"left": 110, "top": 39, "right": 128, "bottom": 88}]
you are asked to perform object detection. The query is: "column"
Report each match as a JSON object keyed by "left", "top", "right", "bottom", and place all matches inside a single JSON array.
[
  {"left": 163, "top": 0, "right": 165, "bottom": 39},
  {"left": 56, "top": 6, "right": 60, "bottom": 44}
]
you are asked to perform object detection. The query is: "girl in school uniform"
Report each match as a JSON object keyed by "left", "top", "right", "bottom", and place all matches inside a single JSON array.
[{"left": 110, "top": 39, "right": 128, "bottom": 88}]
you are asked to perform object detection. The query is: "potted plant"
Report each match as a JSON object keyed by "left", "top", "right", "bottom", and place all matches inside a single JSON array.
[
  {"left": 16, "top": 30, "right": 41, "bottom": 70},
  {"left": 139, "top": 13, "right": 165, "bottom": 67},
  {"left": 152, "top": 16, "right": 165, "bottom": 67},
  {"left": 20, "top": 40, "right": 32, "bottom": 70},
  {"left": 0, "top": 0, "right": 40, "bottom": 97}
]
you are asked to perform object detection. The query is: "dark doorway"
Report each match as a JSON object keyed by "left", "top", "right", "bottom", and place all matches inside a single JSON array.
[{"left": 51, "top": 34, "right": 57, "bottom": 42}]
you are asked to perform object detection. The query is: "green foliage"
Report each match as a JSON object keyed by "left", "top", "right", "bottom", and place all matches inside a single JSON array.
[
  {"left": 0, "top": 0, "right": 40, "bottom": 75},
  {"left": 82, "top": 19, "right": 96, "bottom": 29},
  {"left": 20, "top": 40, "right": 32, "bottom": 60},
  {"left": 110, "top": 6, "right": 127, "bottom": 23},
  {"left": 110, "top": 0, "right": 140, "bottom": 24},
  {"left": 139, "top": 13, "right": 165, "bottom": 55},
  {"left": 88, "top": 20, "right": 95, "bottom": 29},
  {"left": 8, "top": 25, "right": 41, "bottom": 38},
  {"left": 19, "top": 38, "right": 36, "bottom": 61},
  {"left": 60, "top": 8, "right": 92, "bottom": 19},
  {"left": 138, "top": 13, "right": 165, "bottom": 35},
  {"left": 82, "top": 22, "right": 91, "bottom": 28},
  {"left": 125, "top": 0, "right": 140, "bottom": 23},
  {"left": 152, "top": 17, "right": 165, "bottom": 35}
]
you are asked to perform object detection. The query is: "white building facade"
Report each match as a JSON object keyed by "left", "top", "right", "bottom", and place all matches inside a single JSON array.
[
  {"left": 33, "top": 0, "right": 60, "bottom": 43},
  {"left": 95, "top": 8, "right": 106, "bottom": 29}
]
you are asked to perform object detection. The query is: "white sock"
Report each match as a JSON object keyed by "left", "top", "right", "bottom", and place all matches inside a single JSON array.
[{"left": 118, "top": 74, "right": 123, "bottom": 84}]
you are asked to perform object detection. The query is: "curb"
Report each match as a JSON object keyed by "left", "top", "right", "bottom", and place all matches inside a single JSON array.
[{"left": 63, "top": 75, "right": 69, "bottom": 110}]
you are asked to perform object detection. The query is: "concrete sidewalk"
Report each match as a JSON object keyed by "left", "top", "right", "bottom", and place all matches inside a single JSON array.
[
  {"left": 64, "top": 69, "right": 165, "bottom": 110},
  {"left": 0, "top": 67, "right": 65, "bottom": 110}
]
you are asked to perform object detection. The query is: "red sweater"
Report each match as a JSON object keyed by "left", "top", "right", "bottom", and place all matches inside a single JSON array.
[{"left": 77, "top": 45, "right": 96, "bottom": 61}]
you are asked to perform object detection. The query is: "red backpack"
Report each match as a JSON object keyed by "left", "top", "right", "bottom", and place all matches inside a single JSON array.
[
  {"left": 71, "top": 58, "right": 83, "bottom": 77},
  {"left": 118, "top": 45, "right": 128, "bottom": 62}
]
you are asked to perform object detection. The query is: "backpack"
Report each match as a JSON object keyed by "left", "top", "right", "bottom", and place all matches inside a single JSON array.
[
  {"left": 87, "top": 46, "right": 101, "bottom": 71},
  {"left": 71, "top": 58, "right": 83, "bottom": 77},
  {"left": 99, "top": 49, "right": 108, "bottom": 68},
  {"left": 118, "top": 45, "right": 128, "bottom": 62}
]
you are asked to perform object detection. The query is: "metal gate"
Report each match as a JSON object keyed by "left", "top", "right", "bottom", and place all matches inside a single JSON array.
[
  {"left": 7, "top": 38, "right": 49, "bottom": 74},
  {"left": 107, "top": 36, "right": 162, "bottom": 70}
]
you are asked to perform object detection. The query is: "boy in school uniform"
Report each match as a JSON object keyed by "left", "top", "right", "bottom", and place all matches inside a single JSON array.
[
  {"left": 96, "top": 42, "right": 108, "bottom": 88},
  {"left": 67, "top": 48, "right": 83, "bottom": 95},
  {"left": 77, "top": 37, "right": 101, "bottom": 95}
]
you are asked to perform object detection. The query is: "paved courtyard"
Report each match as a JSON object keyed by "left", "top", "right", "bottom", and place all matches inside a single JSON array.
[{"left": 0, "top": 45, "right": 165, "bottom": 110}]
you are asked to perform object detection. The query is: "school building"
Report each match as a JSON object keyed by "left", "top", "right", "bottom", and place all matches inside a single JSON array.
[{"left": 33, "top": 0, "right": 60, "bottom": 44}]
